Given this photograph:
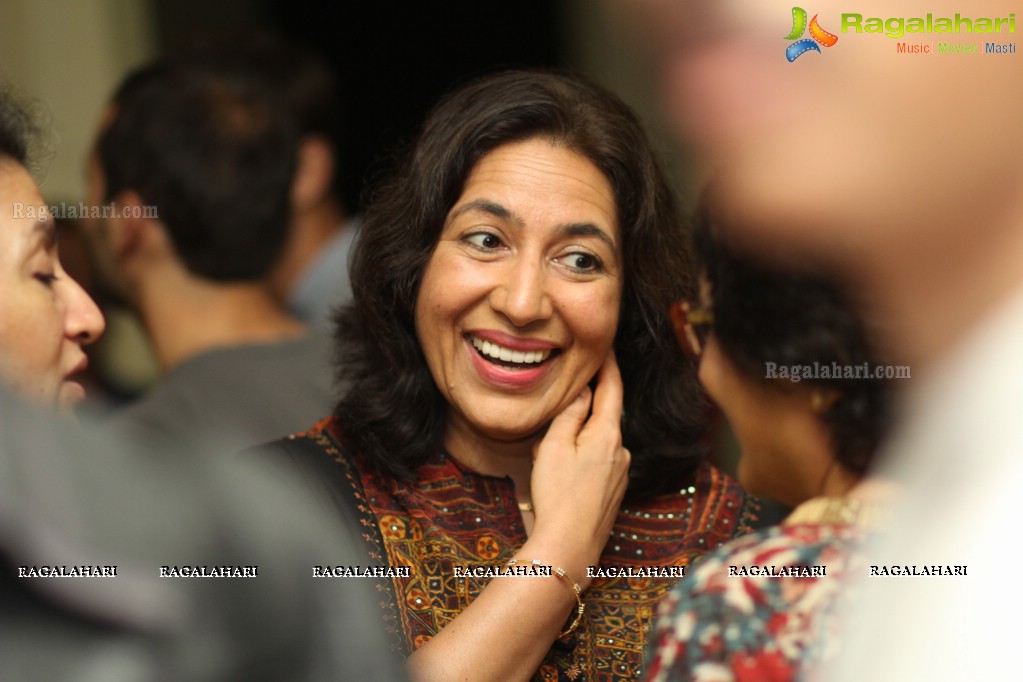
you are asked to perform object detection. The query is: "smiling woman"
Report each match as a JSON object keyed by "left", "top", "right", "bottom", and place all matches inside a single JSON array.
[
  {"left": 0, "top": 88, "right": 104, "bottom": 413},
  {"left": 255, "top": 70, "right": 760, "bottom": 682},
  {"left": 416, "top": 139, "right": 622, "bottom": 456}
]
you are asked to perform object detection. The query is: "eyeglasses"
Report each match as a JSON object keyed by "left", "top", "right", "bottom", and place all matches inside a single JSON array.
[{"left": 669, "top": 299, "right": 714, "bottom": 361}]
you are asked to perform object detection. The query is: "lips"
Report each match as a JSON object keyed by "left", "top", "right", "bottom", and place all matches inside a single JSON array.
[
  {"left": 60, "top": 357, "right": 89, "bottom": 406},
  {"left": 467, "top": 331, "right": 559, "bottom": 366},
  {"left": 470, "top": 334, "right": 552, "bottom": 366},
  {"left": 464, "top": 331, "right": 560, "bottom": 390}
]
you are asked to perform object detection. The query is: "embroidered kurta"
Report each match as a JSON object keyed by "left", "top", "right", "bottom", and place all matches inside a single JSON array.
[{"left": 272, "top": 418, "right": 761, "bottom": 681}]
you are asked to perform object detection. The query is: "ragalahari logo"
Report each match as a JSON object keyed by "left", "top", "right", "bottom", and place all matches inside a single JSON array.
[{"left": 785, "top": 7, "right": 839, "bottom": 61}]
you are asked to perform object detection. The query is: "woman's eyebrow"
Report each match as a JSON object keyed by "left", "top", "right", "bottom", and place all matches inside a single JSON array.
[
  {"left": 30, "top": 219, "right": 59, "bottom": 251},
  {"left": 447, "top": 198, "right": 517, "bottom": 224},
  {"left": 448, "top": 199, "right": 618, "bottom": 254},
  {"left": 555, "top": 223, "right": 618, "bottom": 255},
  {"left": 14, "top": 219, "right": 58, "bottom": 265}
]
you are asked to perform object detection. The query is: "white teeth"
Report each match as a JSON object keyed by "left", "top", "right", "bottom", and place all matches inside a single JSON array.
[{"left": 470, "top": 335, "right": 551, "bottom": 365}]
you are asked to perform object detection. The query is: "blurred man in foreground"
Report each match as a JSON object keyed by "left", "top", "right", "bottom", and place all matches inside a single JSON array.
[{"left": 637, "top": 0, "right": 1023, "bottom": 678}]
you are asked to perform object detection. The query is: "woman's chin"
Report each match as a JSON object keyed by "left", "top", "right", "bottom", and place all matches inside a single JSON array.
[
  {"left": 453, "top": 409, "right": 551, "bottom": 448},
  {"left": 480, "top": 421, "right": 550, "bottom": 445},
  {"left": 57, "top": 380, "right": 86, "bottom": 418}
]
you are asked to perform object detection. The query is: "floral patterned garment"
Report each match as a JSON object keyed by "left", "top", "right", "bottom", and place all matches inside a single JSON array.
[
  {"left": 643, "top": 521, "right": 866, "bottom": 682},
  {"left": 271, "top": 417, "right": 763, "bottom": 682}
]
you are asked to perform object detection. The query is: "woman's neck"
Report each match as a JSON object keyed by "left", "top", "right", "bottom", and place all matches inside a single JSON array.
[
  {"left": 816, "top": 459, "right": 861, "bottom": 499},
  {"left": 441, "top": 416, "right": 539, "bottom": 499}
]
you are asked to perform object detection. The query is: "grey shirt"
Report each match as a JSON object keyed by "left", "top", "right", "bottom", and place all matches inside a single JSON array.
[
  {"left": 289, "top": 220, "right": 359, "bottom": 332},
  {"left": 107, "top": 333, "right": 335, "bottom": 455},
  {"left": 0, "top": 388, "right": 405, "bottom": 682}
]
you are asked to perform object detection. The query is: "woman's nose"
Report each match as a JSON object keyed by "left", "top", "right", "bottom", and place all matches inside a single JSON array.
[
  {"left": 489, "top": 258, "right": 554, "bottom": 327},
  {"left": 63, "top": 277, "right": 105, "bottom": 345}
]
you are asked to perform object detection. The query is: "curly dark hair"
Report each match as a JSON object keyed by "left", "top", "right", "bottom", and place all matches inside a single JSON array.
[
  {"left": 0, "top": 85, "right": 35, "bottom": 165},
  {"left": 334, "top": 69, "right": 705, "bottom": 500},
  {"left": 692, "top": 196, "right": 890, "bottom": 475}
]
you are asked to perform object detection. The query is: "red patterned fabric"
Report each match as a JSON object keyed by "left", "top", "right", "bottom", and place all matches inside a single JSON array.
[
  {"left": 293, "top": 417, "right": 761, "bottom": 681},
  {"left": 644, "top": 523, "right": 866, "bottom": 682}
]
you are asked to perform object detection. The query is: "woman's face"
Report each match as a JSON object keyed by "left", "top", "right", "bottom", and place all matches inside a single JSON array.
[
  {"left": 0, "top": 160, "right": 105, "bottom": 409},
  {"left": 415, "top": 138, "right": 622, "bottom": 447}
]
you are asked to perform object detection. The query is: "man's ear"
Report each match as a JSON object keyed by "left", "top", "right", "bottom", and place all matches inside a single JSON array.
[
  {"left": 108, "top": 190, "right": 157, "bottom": 261},
  {"left": 290, "top": 135, "right": 336, "bottom": 210}
]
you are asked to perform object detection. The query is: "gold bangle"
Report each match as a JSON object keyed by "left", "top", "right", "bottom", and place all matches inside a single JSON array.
[{"left": 506, "top": 559, "right": 585, "bottom": 638}]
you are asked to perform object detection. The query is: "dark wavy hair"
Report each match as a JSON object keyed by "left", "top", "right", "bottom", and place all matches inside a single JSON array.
[
  {"left": 693, "top": 197, "right": 890, "bottom": 474},
  {"left": 334, "top": 69, "right": 705, "bottom": 500}
]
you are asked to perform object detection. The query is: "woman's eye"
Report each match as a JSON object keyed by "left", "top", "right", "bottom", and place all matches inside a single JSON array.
[
  {"left": 465, "top": 232, "right": 503, "bottom": 250},
  {"left": 559, "top": 252, "right": 602, "bottom": 273},
  {"left": 34, "top": 272, "right": 58, "bottom": 287}
]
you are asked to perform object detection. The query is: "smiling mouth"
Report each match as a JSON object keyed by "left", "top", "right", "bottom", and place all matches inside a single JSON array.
[{"left": 468, "top": 334, "right": 558, "bottom": 369}]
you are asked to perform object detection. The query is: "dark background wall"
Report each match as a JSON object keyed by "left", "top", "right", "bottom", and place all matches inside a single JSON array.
[{"left": 153, "top": 0, "right": 564, "bottom": 213}]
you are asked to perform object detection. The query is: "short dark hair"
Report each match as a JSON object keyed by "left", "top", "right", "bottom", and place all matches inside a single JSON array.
[
  {"left": 334, "top": 69, "right": 704, "bottom": 500},
  {"left": 693, "top": 197, "right": 889, "bottom": 474},
  {"left": 0, "top": 85, "right": 35, "bottom": 166},
  {"left": 173, "top": 31, "right": 344, "bottom": 180},
  {"left": 97, "top": 62, "right": 298, "bottom": 281}
]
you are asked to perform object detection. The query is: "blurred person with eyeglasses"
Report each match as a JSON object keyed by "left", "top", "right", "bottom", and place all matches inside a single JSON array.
[{"left": 645, "top": 194, "right": 895, "bottom": 681}]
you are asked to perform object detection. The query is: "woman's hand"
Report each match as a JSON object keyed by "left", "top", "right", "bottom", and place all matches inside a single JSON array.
[
  {"left": 526, "top": 352, "right": 631, "bottom": 587},
  {"left": 407, "top": 355, "right": 630, "bottom": 678},
  {"left": 408, "top": 354, "right": 630, "bottom": 681}
]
